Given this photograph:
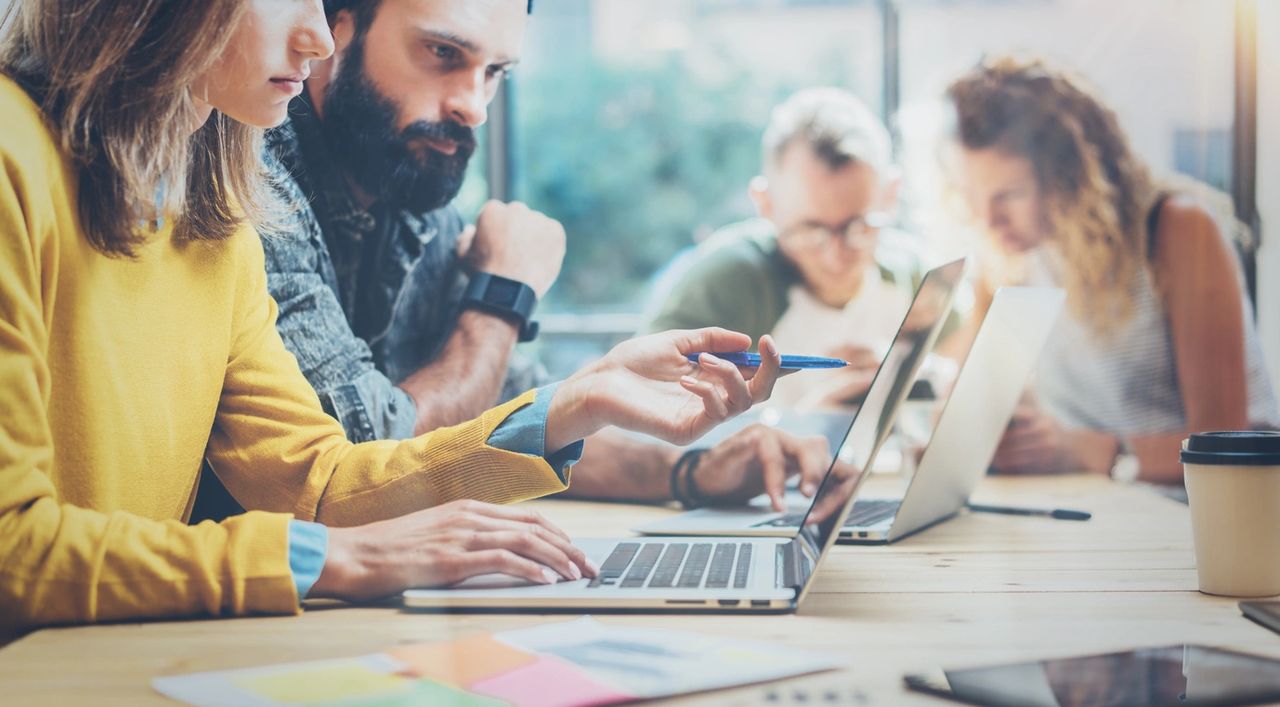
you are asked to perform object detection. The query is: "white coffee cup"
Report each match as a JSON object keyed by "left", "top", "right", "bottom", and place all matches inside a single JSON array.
[{"left": 1182, "top": 431, "right": 1280, "bottom": 597}]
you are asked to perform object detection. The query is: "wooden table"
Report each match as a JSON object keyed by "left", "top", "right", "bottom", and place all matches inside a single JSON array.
[{"left": 3, "top": 475, "right": 1277, "bottom": 705}]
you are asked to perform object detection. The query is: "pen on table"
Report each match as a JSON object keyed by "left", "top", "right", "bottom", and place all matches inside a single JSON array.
[{"left": 966, "top": 503, "right": 1092, "bottom": 521}]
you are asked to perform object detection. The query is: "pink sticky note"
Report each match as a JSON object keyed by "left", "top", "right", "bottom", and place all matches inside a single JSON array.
[{"left": 468, "top": 656, "right": 633, "bottom": 707}]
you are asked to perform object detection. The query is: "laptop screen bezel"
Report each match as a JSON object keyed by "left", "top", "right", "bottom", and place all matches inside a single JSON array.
[{"left": 787, "top": 257, "right": 968, "bottom": 604}]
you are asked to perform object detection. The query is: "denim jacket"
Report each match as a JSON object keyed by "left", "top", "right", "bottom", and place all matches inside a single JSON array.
[{"left": 261, "top": 94, "right": 544, "bottom": 443}]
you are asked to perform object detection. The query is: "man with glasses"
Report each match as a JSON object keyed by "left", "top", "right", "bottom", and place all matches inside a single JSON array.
[{"left": 643, "top": 87, "right": 931, "bottom": 409}]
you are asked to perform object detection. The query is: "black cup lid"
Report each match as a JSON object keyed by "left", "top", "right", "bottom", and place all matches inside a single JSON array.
[{"left": 1181, "top": 431, "right": 1280, "bottom": 466}]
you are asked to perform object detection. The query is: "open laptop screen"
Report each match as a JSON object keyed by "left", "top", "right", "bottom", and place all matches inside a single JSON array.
[{"left": 791, "top": 258, "right": 966, "bottom": 576}]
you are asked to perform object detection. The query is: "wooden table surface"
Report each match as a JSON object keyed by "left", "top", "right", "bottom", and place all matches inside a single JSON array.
[{"left": 3, "top": 474, "right": 1278, "bottom": 706}]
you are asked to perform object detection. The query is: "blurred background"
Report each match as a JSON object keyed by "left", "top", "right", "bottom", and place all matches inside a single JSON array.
[
  {"left": 448, "top": 0, "right": 1278, "bottom": 380},
  {"left": 1, "top": 0, "right": 1273, "bottom": 382}
]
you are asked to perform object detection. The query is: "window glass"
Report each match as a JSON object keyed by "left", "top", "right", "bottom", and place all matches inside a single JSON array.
[
  {"left": 900, "top": 0, "right": 1234, "bottom": 180},
  {"left": 895, "top": 0, "right": 1236, "bottom": 257},
  {"left": 511, "top": 0, "right": 885, "bottom": 316}
]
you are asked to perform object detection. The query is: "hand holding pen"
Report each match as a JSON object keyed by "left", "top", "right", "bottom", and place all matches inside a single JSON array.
[{"left": 686, "top": 351, "right": 849, "bottom": 371}]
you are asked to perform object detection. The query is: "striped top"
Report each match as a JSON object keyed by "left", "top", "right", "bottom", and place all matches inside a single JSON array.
[{"left": 1021, "top": 201, "right": 1279, "bottom": 435}]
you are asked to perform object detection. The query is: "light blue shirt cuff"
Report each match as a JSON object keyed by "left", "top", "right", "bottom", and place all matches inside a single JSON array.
[
  {"left": 288, "top": 519, "right": 328, "bottom": 600},
  {"left": 488, "top": 383, "right": 586, "bottom": 482}
]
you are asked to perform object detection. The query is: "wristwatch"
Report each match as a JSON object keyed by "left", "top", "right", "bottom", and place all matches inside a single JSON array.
[{"left": 461, "top": 272, "right": 540, "bottom": 342}]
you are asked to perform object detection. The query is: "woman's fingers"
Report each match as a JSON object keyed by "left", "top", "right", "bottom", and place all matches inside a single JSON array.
[
  {"left": 439, "top": 501, "right": 597, "bottom": 578},
  {"left": 680, "top": 375, "right": 730, "bottom": 419},
  {"left": 674, "top": 327, "right": 752, "bottom": 356},
  {"left": 671, "top": 329, "right": 780, "bottom": 414},
  {"left": 455, "top": 501, "right": 574, "bottom": 544},
  {"left": 454, "top": 549, "right": 555, "bottom": 586},
  {"left": 746, "top": 335, "right": 781, "bottom": 403},
  {"left": 466, "top": 529, "right": 588, "bottom": 582},
  {"left": 454, "top": 515, "right": 589, "bottom": 568},
  {"left": 696, "top": 353, "right": 753, "bottom": 413}
]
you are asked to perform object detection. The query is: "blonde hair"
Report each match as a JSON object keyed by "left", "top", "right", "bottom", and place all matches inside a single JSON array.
[
  {"left": 947, "top": 57, "right": 1155, "bottom": 335},
  {"left": 0, "top": 0, "right": 280, "bottom": 257},
  {"left": 762, "top": 87, "right": 892, "bottom": 178}
]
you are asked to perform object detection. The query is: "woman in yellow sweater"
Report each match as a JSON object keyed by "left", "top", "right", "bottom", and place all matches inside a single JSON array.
[{"left": 0, "top": 0, "right": 782, "bottom": 629}]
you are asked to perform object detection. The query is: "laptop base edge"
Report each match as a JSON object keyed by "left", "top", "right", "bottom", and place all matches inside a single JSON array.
[{"left": 399, "top": 599, "right": 796, "bottom": 615}]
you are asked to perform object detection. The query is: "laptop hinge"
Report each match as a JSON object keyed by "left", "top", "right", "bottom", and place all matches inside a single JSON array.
[{"left": 775, "top": 540, "right": 812, "bottom": 591}]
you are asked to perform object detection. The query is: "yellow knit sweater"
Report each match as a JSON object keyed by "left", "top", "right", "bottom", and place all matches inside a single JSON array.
[{"left": 0, "top": 75, "right": 568, "bottom": 630}]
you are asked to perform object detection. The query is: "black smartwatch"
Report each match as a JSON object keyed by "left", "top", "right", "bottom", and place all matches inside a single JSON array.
[{"left": 461, "top": 272, "right": 540, "bottom": 342}]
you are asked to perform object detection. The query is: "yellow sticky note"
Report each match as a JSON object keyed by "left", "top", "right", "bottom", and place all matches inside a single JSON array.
[{"left": 233, "top": 662, "right": 412, "bottom": 703}]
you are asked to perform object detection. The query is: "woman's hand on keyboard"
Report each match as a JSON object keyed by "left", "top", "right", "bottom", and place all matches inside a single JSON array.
[{"left": 308, "top": 499, "right": 598, "bottom": 601}]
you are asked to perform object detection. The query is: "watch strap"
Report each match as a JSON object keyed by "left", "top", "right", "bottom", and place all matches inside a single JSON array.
[{"left": 462, "top": 273, "right": 540, "bottom": 342}]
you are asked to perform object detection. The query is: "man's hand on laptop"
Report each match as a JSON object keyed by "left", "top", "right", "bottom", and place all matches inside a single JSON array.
[
  {"left": 545, "top": 329, "right": 782, "bottom": 450},
  {"left": 309, "top": 500, "right": 597, "bottom": 601},
  {"left": 691, "top": 426, "right": 831, "bottom": 511},
  {"left": 460, "top": 200, "right": 566, "bottom": 298}
]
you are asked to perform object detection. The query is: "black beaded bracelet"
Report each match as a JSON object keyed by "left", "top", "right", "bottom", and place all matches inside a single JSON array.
[
  {"left": 669, "top": 450, "right": 696, "bottom": 508},
  {"left": 670, "top": 449, "right": 708, "bottom": 509},
  {"left": 682, "top": 449, "right": 710, "bottom": 508}
]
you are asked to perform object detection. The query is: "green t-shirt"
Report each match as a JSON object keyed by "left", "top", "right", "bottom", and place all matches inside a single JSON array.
[{"left": 641, "top": 219, "right": 931, "bottom": 347}]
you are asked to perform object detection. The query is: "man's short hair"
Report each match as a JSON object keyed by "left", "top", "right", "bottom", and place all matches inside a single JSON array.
[
  {"left": 322, "top": 0, "right": 533, "bottom": 18},
  {"left": 761, "top": 87, "right": 891, "bottom": 178}
]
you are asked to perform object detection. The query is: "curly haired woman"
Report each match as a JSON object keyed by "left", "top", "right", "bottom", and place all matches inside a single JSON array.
[{"left": 945, "top": 56, "right": 1277, "bottom": 484}]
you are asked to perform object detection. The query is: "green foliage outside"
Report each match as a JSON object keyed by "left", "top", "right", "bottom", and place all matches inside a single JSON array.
[
  {"left": 513, "top": 42, "right": 858, "bottom": 313},
  {"left": 452, "top": 28, "right": 860, "bottom": 318},
  {"left": 517, "top": 56, "right": 763, "bottom": 312}
]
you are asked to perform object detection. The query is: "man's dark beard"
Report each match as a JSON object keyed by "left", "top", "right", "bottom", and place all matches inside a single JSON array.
[{"left": 320, "top": 35, "right": 477, "bottom": 212}]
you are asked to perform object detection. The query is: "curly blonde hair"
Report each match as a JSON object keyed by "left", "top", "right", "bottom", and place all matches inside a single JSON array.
[{"left": 947, "top": 56, "right": 1156, "bottom": 335}]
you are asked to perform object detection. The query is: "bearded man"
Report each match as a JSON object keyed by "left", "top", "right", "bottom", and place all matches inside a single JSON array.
[{"left": 189, "top": 0, "right": 830, "bottom": 518}]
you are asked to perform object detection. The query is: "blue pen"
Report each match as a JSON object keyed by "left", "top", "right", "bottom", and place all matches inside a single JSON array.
[{"left": 685, "top": 352, "right": 849, "bottom": 370}]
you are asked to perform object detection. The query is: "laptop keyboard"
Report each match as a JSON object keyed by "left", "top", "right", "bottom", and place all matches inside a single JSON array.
[
  {"left": 754, "top": 498, "right": 901, "bottom": 529},
  {"left": 588, "top": 542, "right": 753, "bottom": 589}
]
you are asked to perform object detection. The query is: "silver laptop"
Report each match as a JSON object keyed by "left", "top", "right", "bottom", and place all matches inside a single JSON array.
[
  {"left": 400, "top": 260, "right": 969, "bottom": 614},
  {"left": 635, "top": 257, "right": 968, "bottom": 539},
  {"left": 638, "top": 285, "right": 1065, "bottom": 545},
  {"left": 401, "top": 421, "right": 869, "bottom": 614}
]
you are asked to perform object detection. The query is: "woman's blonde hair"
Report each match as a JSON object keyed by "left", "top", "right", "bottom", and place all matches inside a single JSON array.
[
  {"left": 0, "top": 0, "right": 279, "bottom": 257},
  {"left": 947, "top": 56, "right": 1156, "bottom": 335}
]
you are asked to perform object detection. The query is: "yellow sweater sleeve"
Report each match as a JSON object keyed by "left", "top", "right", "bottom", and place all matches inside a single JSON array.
[
  {"left": 204, "top": 232, "right": 570, "bottom": 528},
  {"left": 0, "top": 155, "right": 568, "bottom": 630},
  {"left": 0, "top": 154, "right": 298, "bottom": 629}
]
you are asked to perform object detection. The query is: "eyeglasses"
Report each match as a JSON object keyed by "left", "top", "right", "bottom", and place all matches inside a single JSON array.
[{"left": 778, "top": 212, "right": 892, "bottom": 251}]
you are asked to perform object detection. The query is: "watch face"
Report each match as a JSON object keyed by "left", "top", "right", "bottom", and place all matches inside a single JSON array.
[{"left": 487, "top": 277, "right": 523, "bottom": 307}]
